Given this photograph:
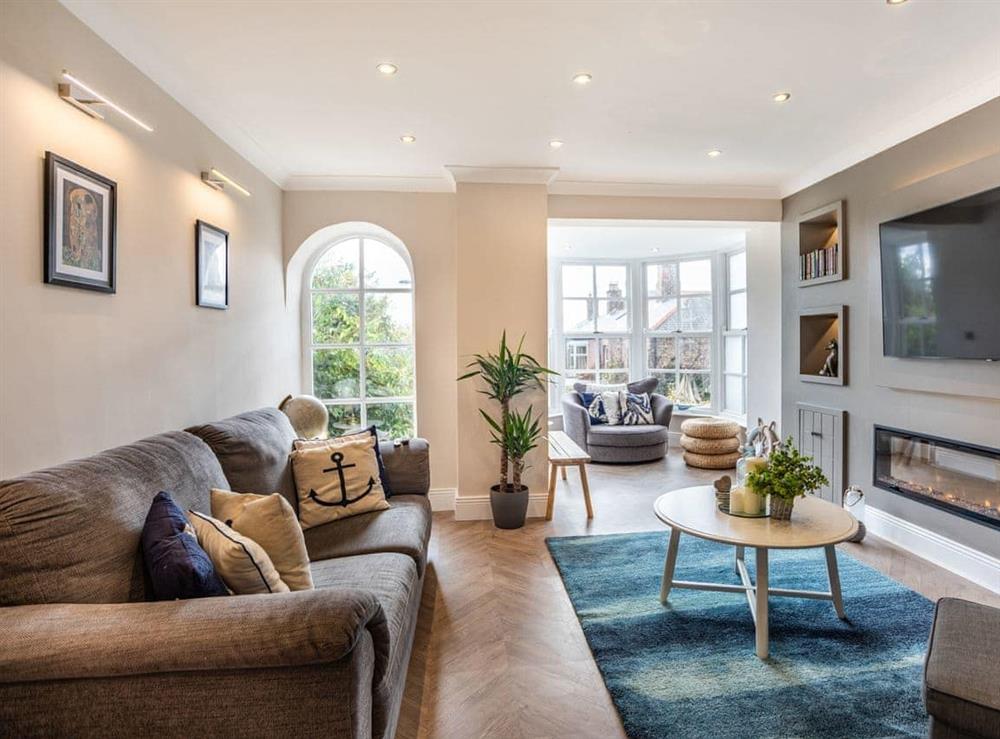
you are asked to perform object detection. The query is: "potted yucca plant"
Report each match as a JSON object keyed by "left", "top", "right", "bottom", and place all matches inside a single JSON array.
[
  {"left": 458, "top": 332, "right": 555, "bottom": 529},
  {"left": 746, "top": 438, "right": 828, "bottom": 520}
]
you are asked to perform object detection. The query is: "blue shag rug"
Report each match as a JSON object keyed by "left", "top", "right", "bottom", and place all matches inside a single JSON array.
[{"left": 546, "top": 531, "right": 934, "bottom": 739}]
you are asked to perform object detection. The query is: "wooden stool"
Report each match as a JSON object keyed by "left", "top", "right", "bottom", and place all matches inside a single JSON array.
[{"left": 546, "top": 431, "right": 594, "bottom": 520}]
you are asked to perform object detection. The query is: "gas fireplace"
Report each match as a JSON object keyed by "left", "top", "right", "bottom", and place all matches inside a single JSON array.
[{"left": 873, "top": 426, "right": 1000, "bottom": 530}]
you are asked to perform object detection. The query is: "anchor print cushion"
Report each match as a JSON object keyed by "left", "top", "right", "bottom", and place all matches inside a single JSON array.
[
  {"left": 290, "top": 434, "right": 390, "bottom": 530},
  {"left": 293, "top": 425, "right": 393, "bottom": 496}
]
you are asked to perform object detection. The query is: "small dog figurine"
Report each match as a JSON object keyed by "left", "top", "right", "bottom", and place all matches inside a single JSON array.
[{"left": 819, "top": 338, "right": 838, "bottom": 378}]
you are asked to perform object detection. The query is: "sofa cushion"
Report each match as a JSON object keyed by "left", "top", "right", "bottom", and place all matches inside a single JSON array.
[
  {"left": 187, "top": 510, "right": 290, "bottom": 595},
  {"left": 0, "top": 432, "right": 227, "bottom": 605},
  {"left": 295, "top": 425, "right": 394, "bottom": 496},
  {"left": 588, "top": 424, "right": 669, "bottom": 448},
  {"left": 187, "top": 408, "right": 298, "bottom": 510},
  {"left": 303, "top": 495, "right": 431, "bottom": 576},
  {"left": 924, "top": 597, "right": 1000, "bottom": 739},
  {"left": 573, "top": 377, "right": 658, "bottom": 396},
  {"left": 379, "top": 438, "right": 430, "bottom": 496}
]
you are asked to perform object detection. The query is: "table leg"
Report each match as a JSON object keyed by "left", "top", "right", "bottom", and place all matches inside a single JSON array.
[
  {"left": 659, "top": 528, "right": 682, "bottom": 603},
  {"left": 579, "top": 463, "right": 594, "bottom": 519},
  {"left": 545, "top": 464, "right": 558, "bottom": 521},
  {"left": 560, "top": 465, "right": 567, "bottom": 481},
  {"left": 825, "top": 545, "right": 846, "bottom": 619},
  {"left": 735, "top": 545, "right": 745, "bottom": 574},
  {"left": 755, "top": 547, "right": 769, "bottom": 659}
]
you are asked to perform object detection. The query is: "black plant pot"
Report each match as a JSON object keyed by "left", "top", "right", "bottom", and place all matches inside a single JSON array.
[{"left": 490, "top": 484, "right": 529, "bottom": 529}]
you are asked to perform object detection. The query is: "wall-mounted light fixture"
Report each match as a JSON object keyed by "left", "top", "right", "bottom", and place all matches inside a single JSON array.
[
  {"left": 58, "top": 70, "right": 154, "bottom": 132},
  {"left": 201, "top": 168, "right": 251, "bottom": 197}
]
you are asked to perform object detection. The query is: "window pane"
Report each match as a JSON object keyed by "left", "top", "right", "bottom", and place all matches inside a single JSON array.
[
  {"left": 679, "top": 259, "right": 712, "bottom": 293},
  {"left": 646, "top": 298, "right": 678, "bottom": 331},
  {"left": 365, "top": 292, "right": 413, "bottom": 343},
  {"left": 326, "top": 403, "right": 362, "bottom": 436},
  {"left": 680, "top": 337, "right": 711, "bottom": 370},
  {"left": 728, "top": 251, "right": 747, "bottom": 291},
  {"left": 312, "top": 240, "right": 359, "bottom": 289},
  {"left": 562, "top": 265, "right": 593, "bottom": 298},
  {"left": 599, "top": 371, "right": 629, "bottom": 385},
  {"left": 367, "top": 402, "right": 415, "bottom": 439},
  {"left": 729, "top": 292, "right": 747, "bottom": 331},
  {"left": 646, "top": 263, "right": 678, "bottom": 298},
  {"left": 652, "top": 372, "right": 677, "bottom": 400},
  {"left": 599, "top": 338, "right": 628, "bottom": 369},
  {"left": 725, "top": 335, "right": 745, "bottom": 374},
  {"left": 562, "top": 299, "right": 592, "bottom": 332},
  {"left": 596, "top": 265, "right": 628, "bottom": 298},
  {"left": 647, "top": 336, "right": 677, "bottom": 370},
  {"left": 313, "top": 348, "right": 360, "bottom": 399},
  {"left": 596, "top": 299, "right": 628, "bottom": 332},
  {"left": 565, "top": 371, "right": 596, "bottom": 385},
  {"left": 724, "top": 376, "right": 745, "bottom": 414},
  {"left": 312, "top": 293, "right": 360, "bottom": 344},
  {"left": 365, "top": 347, "right": 414, "bottom": 397},
  {"left": 565, "top": 338, "right": 596, "bottom": 371},
  {"left": 680, "top": 295, "right": 713, "bottom": 330},
  {"left": 363, "top": 240, "right": 411, "bottom": 288},
  {"left": 672, "top": 372, "right": 711, "bottom": 406}
]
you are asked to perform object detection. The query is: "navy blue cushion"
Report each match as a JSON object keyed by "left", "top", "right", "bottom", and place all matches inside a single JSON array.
[
  {"left": 141, "top": 491, "right": 228, "bottom": 601},
  {"left": 361, "top": 425, "right": 394, "bottom": 497},
  {"left": 579, "top": 392, "right": 608, "bottom": 425}
]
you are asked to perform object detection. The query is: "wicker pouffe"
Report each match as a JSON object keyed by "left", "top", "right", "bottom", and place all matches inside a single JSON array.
[{"left": 679, "top": 418, "right": 742, "bottom": 469}]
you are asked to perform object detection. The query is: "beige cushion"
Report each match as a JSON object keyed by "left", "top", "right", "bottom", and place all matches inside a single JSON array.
[
  {"left": 680, "top": 417, "right": 741, "bottom": 439},
  {"left": 680, "top": 434, "right": 741, "bottom": 454},
  {"left": 683, "top": 450, "right": 741, "bottom": 469},
  {"left": 210, "top": 489, "right": 313, "bottom": 591},
  {"left": 187, "top": 510, "right": 289, "bottom": 595},
  {"left": 290, "top": 435, "right": 390, "bottom": 530},
  {"left": 293, "top": 427, "right": 370, "bottom": 451}
]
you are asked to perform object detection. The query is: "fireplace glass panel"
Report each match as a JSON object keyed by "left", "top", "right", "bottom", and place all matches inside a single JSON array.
[{"left": 873, "top": 426, "right": 1000, "bottom": 529}]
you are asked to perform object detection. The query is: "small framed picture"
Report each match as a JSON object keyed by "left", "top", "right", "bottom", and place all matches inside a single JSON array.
[
  {"left": 195, "top": 220, "right": 229, "bottom": 309},
  {"left": 44, "top": 151, "right": 117, "bottom": 293}
]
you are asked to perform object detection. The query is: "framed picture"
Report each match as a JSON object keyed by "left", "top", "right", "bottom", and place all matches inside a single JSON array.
[
  {"left": 44, "top": 151, "right": 117, "bottom": 293},
  {"left": 195, "top": 219, "right": 229, "bottom": 309}
]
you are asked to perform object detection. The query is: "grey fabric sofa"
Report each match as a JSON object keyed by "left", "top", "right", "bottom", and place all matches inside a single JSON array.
[
  {"left": 0, "top": 407, "right": 430, "bottom": 739},
  {"left": 562, "top": 377, "right": 673, "bottom": 463},
  {"left": 924, "top": 597, "right": 1000, "bottom": 739}
]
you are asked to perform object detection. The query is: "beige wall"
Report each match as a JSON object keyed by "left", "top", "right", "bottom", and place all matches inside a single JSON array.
[
  {"left": 282, "top": 191, "right": 459, "bottom": 492},
  {"left": 781, "top": 98, "right": 1000, "bottom": 558},
  {"left": 548, "top": 194, "right": 781, "bottom": 222},
  {"left": 0, "top": 1, "right": 297, "bottom": 478}
]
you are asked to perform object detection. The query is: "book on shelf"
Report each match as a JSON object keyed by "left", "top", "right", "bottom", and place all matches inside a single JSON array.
[{"left": 800, "top": 243, "right": 839, "bottom": 281}]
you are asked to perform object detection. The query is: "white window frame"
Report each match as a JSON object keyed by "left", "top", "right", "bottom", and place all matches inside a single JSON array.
[
  {"left": 721, "top": 249, "right": 748, "bottom": 421},
  {"left": 303, "top": 233, "right": 417, "bottom": 436}
]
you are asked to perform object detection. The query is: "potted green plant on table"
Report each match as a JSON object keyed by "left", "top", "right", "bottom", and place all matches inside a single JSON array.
[
  {"left": 458, "top": 332, "right": 555, "bottom": 529},
  {"left": 745, "top": 438, "right": 828, "bottom": 521}
]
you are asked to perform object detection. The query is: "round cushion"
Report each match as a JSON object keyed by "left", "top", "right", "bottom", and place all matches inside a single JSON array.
[
  {"left": 680, "top": 434, "right": 741, "bottom": 454},
  {"left": 683, "top": 450, "right": 741, "bottom": 470},
  {"left": 680, "top": 417, "right": 741, "bottom": 440}
]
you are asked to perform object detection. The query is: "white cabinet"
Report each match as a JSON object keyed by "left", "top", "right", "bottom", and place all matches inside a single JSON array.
[{"left": 796, "top": 403, "right": 846, "bottom": 504}]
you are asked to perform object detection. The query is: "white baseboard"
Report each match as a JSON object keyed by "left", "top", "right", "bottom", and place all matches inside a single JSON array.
[
  {"left": 427, "top": 488, "right": 456, "bottom": 512},
  {"left": 864, "top": 506, "right": 1000, "bottom": 594},
  {"left": 454, "top": 492, "right": 549, "bottom": 521}
]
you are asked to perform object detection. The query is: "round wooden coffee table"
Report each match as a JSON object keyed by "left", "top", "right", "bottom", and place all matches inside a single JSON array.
[{"left": 654, "top": 486, "right": 859, "bottom": 659}]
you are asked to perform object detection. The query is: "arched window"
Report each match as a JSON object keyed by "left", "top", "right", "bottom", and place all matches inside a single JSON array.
[{"left": 307, "top": 236, "right": 415, "bottom": 438}]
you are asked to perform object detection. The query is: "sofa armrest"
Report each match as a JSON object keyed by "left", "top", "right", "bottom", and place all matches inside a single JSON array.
[
  {"left": 0, "top": 588, "right": 388, "bottom": 684},
  {"left": 562, "top": 393, "right": 591, "bottom": 451},
  {"left": 378, "top": 437, "right": 430, "bottom": 495},
  {"left": 651, "top": 393, "right": 674, "bottom": 428}
]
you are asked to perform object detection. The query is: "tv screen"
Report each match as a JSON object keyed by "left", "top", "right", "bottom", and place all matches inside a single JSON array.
[{"left": 879, "top": 185, "right": 1000, "bottom": 360}]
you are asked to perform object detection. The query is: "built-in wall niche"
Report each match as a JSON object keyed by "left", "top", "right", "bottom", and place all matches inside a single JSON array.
[
  {"left": 800, "top": 305, "right": 846, "bottom": 385},
  {"left": 797, "top": 200, "right": 844, "bottom": 287}
]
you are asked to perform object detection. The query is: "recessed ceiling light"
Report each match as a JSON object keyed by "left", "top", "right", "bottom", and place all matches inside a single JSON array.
[
  {"left": 707, "top": 149, "right": 722, "bottom": 158},
  {"left": 400, "top": 134, "right": 416, "bottom": 144},
  {"left": 772, "top": 91, "right": 791, "bottom": 103},
  {"left": 886, "top": 0, "right": 908, "bottom": 4},
  {"left": 549, "top": 140, "right": 564, "bottom": 149},
  {"left": 572, "top": 73, "right": 592, "bottom": 85},
  {"left": 651, "top": 247, "right": 660, "bottom": 253},
  {"left": 564, "top": 245, "right": 572, "bottom": 251},
  {"left": 376, "top": 62, "right": 398, "bottom": 75}
]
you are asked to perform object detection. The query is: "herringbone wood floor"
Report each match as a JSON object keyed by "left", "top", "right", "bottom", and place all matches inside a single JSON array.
[{"left": 397, "top": 448, "right": 1000, "bottom": 739}]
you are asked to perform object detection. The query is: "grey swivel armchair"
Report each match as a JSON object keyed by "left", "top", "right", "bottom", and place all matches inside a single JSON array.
[{"left": 562, "top": 377, "right": 673, "bottom": 463}]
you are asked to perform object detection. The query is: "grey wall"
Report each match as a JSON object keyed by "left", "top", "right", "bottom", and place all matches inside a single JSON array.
[{"left": 781, "top": 98, "right": 1000, "bottom": 559}]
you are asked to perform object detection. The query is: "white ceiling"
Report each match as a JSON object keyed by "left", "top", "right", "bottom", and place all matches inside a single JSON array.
[{"left": 62, "top": 0, "right": 1000, "bottom": 197}]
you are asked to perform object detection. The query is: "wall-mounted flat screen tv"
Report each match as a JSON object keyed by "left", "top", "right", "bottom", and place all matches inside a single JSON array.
[{"left": 880, "top": 185, "right": 1000, "bottom": 360}]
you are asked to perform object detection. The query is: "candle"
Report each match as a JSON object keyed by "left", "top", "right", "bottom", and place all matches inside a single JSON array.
[
  {"left": 744, "top": 491, "right": 763, "bottom": 515},
  {"left": 729, "top": 487, "right": 745, "bottom": 514},
  {"left": 746, "top": 457, "right": 767, "bottom": 474}
]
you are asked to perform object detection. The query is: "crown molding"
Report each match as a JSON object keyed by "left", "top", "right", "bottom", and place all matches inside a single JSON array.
[
  {"left": 282, "top": 174, "right": 454, "bottom": 192},
  {"left": 548, "top": 179, "right": 781, "bottom": 200},
  {"left": 443, "top": 165, "right": 560, "bottom": 186}
]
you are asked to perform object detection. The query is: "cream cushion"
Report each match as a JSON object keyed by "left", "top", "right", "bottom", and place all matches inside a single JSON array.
[
  {"left": 683, "top": 450, "right": 742, "bottom": 470},
  {"left": 210, "top": 489, "right": 313, "bottom": 591},
  {"left": 680, "top": 417, "right": 741, "bottom": 440},
  {"left": 186, "top": 511, "right": 289, "bottom": 595},
  {"left": 680, "top": 434, "right": 741, "bottom": 454},
  {"left": 290, "top": 434, "right": 390, "bottom": 530}
]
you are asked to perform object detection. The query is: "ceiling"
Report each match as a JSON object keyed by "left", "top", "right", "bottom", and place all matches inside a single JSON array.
[{"left": 62, "top": 1, "right": 1000, "bottom": 197}]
